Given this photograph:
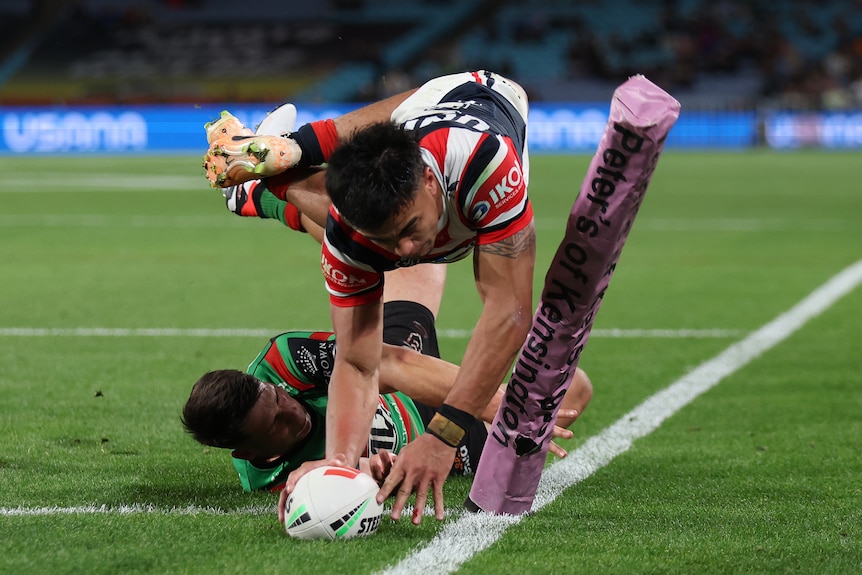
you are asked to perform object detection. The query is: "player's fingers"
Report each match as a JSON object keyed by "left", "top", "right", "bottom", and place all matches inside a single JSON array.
[
  {"left": 551, "top": 424, "right": 574, "bottom": 440},
  {"left": 277, "top": 488, "right": 289, "bottom": 524},
  {"left": 391, "top": 481, "right": 414, "bottom": 521},
  {"left": 556, "top": 409, "right": 579, "bottom": 425},
  {"left": 548, "top": 440, "right": 568, "bottom": 459},
  {"left": 411, "top": 480, "right": 429, "bottom": 525},
  {"left": 376, "top": 466, "right": 405, "bottom": 504},
  {"left": 432, "top": 478, "right": 445, "bottom": 521}
]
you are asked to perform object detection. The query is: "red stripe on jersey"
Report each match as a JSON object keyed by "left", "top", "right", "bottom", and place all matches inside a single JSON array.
[
  {"left": 264, "top": 344, "right": 315, "bottom": 392},
  {"left": 308, "top": 331, "right": 333, "bottom": 341},
  {"left": 471, "top": 71, "right": 483, "bottom": 84},
  {"left": 328, "top": 287, "right": 383, "bottom": 308},
  {"left": 477, "top": 200, "right": 533, "bottom": 246},
  {"left": 419, "top": 128, "right": 450, "bottom": 174}
]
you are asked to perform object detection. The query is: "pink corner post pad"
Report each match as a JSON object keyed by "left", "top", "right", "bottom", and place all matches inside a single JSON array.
[{"left": 467, "top": 75, "right": 681, "bottom": 516}]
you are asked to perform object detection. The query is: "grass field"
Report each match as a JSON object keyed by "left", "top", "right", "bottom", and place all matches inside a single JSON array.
[{"left": 1, "top": 151, "right": 860, "bottom": 575}]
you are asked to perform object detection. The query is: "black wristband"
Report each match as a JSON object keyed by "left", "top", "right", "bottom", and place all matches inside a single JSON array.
[
  {"left": 438, "top": 403, "right": 476, "bottom": 431},
  {"left": 425, "top": 404, "right": 476, "bottom": 447}
]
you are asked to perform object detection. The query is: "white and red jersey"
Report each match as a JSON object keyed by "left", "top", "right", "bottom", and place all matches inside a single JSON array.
[{"left": 322, "top": 72, "right": 533, "bottom": 307}]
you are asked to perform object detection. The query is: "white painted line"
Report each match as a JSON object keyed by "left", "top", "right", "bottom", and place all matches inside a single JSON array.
[
  {"left": 1, "top": 175, "right": 204, "bottom": 191},
  {"left": 0, "top": 504, "right": 273, "bottom": 517},
  {"left": 0, "top": 214, "right": 246, "bottom": 228},
  {"left": 0, "top": 327, "right": 743, "bottom": 339},
  {"left": 376, "top": 258, "right": 862, "bottom": 575},
  {"left": 1, "top": 213, "right": 845, "bottom": 234}
]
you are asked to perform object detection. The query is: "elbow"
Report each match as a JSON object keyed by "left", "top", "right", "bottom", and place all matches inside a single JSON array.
[{"left": 505, "top": 306, "right": 533, "bottom": 347}]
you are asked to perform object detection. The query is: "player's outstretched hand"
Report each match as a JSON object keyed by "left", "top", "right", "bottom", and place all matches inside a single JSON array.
[
  {"left": 367, "top": 449, "right": 397, "bottom": 485},
  {"left": 375, "top": 434, "right": 455, "bottom": 525},
  {"left": 277, "top": 454, "right": 350, "bottom": 525}
]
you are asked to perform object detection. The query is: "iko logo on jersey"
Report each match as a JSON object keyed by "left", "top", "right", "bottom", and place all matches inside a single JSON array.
[{"left": 488, "top": 165, "right": 523, "bottom": 207}]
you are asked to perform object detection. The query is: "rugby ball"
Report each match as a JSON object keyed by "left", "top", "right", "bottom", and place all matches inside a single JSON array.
[{"left": 284, "top": 466, "right": 384, "bottom": 541}]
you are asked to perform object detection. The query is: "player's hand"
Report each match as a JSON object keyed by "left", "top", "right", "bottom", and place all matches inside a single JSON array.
[
  {"left": 277, "top": 454, "right": 351, "bottom": 525},
  {"left": 367, "top": 450, "right": 398, "bottom": 485},
  {"left": 375, "top": 434, "right": 455, "bottom": 525},
  {"left": 548, "top": 408, "right": 579, "bottom": 458}
]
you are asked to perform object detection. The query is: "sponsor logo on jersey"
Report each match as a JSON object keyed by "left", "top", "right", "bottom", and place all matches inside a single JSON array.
[
  {"left": 470, "top": 200, "right": 491, "bottom": 221},
  {"left": 404, "top": 332, "right": 424, "bottom": 353},
  {"left": 454, "top": 444, "right": 474, "bottom": 475},
  {"left": 488, "top": 164, "right": 523, "bottom": 207},
  {"left": 321, "top": 254, "right": 368, "bottom": 288}
]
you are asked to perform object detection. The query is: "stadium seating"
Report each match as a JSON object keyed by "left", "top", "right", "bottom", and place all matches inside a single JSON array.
[{"left": 0, "top": 0, "right": 860, "bottom": 108}]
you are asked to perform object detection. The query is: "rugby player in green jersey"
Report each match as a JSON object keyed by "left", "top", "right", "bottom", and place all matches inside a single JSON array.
[{"left": 182, "top": 299, "right": 593, "bottom": 492}]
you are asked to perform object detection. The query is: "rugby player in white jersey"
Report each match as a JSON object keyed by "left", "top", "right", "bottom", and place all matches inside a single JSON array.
[{"left": 204, "top": 71, "right": 542, "bottom": 525}]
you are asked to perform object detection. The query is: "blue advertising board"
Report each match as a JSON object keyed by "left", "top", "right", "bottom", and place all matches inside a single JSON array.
[{"left": 0, "top": 103, "right": 858, "bottom": 155}]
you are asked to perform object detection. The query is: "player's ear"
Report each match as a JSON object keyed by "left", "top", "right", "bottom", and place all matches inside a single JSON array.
[{"left": 424, "top": 166, "right": 440, "bottom": 196}]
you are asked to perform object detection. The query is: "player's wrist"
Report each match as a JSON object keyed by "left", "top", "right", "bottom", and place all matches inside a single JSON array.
[{"left": 426, "top": 403, "right": 475, "bottom": 447}]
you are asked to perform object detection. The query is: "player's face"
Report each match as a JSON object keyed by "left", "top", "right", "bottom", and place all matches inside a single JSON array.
[
  {"left": 236, "top": 383, "right": 312, "bottom": 458},
  {"left": 361, "top": 167, "right": 443, "bottom": 259}
]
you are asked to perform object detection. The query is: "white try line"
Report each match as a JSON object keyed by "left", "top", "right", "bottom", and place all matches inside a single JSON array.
[
  {"left": 0, "top": 327, "right": 743, "bottom": 339},
  {"left": 376, "top": 258, "right": 862, "bottom": 575}
]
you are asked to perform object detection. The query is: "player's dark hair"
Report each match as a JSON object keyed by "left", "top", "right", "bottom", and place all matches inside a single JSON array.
[
  {"left": 181, "top": 370, "right": 262, "bottom": 449},
  {"left": 325, "top": 121, "right": 425, "bottom": 232}
]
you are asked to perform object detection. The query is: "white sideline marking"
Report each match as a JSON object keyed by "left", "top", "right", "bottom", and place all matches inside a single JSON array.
[
  {"left": 2, "top": 175, "right": 204, "bottom": 191},
  {"left": 0, "top": 504, "right": 273, "bottom": 517},
  {"left": 0, "top": 214, "right": 248, "bottom": 228},
  {"left": 0, "top": 327, "right": 743, "bottom": 339},
  {"left": 376, "top": 259, "right": 862, "bottom": 575},
  {"left": 1, "top": 213, "right": 845, "bottom": 234}
]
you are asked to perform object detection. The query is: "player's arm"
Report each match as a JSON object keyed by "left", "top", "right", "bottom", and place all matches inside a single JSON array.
[
  {"left": 326, "top": 299, "right": 385, "bottom": 467},
  {"left": 280, "top": 89, "right": 420, "bottom": 169},
  {"left": 444, "top": 222, "right": 537, "bottom": 417},
  {"left": 376, "top": 223, "right": 536, "bottom": 523}
]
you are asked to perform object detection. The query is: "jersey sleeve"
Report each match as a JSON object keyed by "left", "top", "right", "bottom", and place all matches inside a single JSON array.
[
  {"left": 321, "top": 208, "right": 394, "bottom": 307},
  {"left": 246, "top": 331, "right": 335, "bottom": 395},
  {"left": 458, "top": 132, "right": 533, "bottom": 246}
]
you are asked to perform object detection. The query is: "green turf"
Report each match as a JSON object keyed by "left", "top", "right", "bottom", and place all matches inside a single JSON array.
[{"left": 1, "top": 151, "right": 860, "bottom": 574}]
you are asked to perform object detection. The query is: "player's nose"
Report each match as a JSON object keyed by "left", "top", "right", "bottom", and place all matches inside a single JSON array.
[{"left": 394, "top": 239, "right": 417, "bottom": 258}]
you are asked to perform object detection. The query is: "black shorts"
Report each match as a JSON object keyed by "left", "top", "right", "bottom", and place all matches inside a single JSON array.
[
  {"left": 382, "top": 300, "right": 488, "bottom": 476},
  {"left": 382, "top": 300, "right": 440, "bottom": 358}
]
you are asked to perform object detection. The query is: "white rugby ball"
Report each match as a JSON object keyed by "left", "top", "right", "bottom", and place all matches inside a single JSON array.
[{"left": 284, "top": 466, "right": 384, "bottom": 541}]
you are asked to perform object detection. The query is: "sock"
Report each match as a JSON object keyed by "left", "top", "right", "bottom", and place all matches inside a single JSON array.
[{"left": 288, "top": 119, "right": 339, "bottom": 167}]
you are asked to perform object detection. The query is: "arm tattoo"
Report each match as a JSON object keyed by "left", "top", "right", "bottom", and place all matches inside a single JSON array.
[{"left": 477, "top": 224, "right": 536, "bottom": 259}]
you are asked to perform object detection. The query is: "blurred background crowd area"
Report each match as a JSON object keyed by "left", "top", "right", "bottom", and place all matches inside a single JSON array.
[{"left": 1, "top": 0, "right": 861, "bottom": 110}]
